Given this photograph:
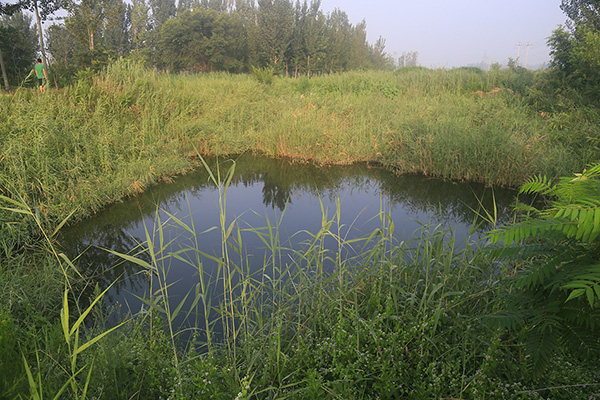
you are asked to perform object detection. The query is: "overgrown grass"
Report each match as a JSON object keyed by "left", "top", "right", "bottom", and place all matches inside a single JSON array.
[{"left": 1, "top": 60, "right": 596, "bottom": 232}]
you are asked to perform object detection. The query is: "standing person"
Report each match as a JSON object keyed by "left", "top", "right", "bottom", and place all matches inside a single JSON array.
[{"left": 35, "top": 58, "right": 47, "bottom": 93}]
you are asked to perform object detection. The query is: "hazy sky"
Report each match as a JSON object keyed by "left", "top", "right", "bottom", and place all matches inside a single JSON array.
[{"left": 319, "top": 0, "right": 568, "bottom": 68}]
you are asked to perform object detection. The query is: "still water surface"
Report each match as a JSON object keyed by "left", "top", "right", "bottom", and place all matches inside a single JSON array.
[{"left": 59, "top": 154, "right": 517, "bottom": 329}]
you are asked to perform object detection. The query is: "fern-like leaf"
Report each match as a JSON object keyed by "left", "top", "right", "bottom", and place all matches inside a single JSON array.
[
  {"left": 526, "top": 313, "right": 561, "bottom": 377},
  {"left": 483, "top": 310, "right": 525, "bottom": 330},
  {"left": 519, "top": 175, "right": 555, "bottom": 196}
]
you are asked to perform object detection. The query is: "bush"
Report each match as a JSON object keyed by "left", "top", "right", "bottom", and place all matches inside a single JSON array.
[{"left": 487, "top": 163, "right": 600, "bottom": 376}]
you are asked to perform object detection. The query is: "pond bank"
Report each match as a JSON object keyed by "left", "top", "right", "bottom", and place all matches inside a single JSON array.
[{"left": 1, "top": 61, "right": 595, "bottom": 233}]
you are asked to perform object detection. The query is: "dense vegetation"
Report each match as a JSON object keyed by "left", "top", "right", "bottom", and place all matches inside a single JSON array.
[
  {"left": 1, "top": 0, "right": 394, "bottom": 89},
  {"left": 1, "top": 62, "right": 599, "bottom": 399},
  {"left": 1, "top": 0, "right": 600, "bottom": 399},
  {"left": 2, "top": 63, "right": 598, "bottom": 226}
]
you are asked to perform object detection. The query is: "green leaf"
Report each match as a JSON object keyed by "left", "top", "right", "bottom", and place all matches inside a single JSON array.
[
  {"left": 75, "top": 320, "right": 127, "bottom": 355},
  {"left": 103, "top": 248, "right": 156, "bottom": 271},
  {"left": 51, "top": 208, "right": 78, "bottom": 237},
  {"left": 0, "top": 195, "right": 33, "bottom": 214},
  {"left": 586, "top": 287, "right": 595, "bottom": 308},
  {"left": 590, "top": 209, "right": 600, "bottom": 241},
  {"left": 58, "top": 253, "right": 84, "bottom": 280},
  {"left": 170, "top": 289, "right": 192, "bottom": 321},
  {"left": 61, "top": 289, "right": 70, "bottom": 345},
  {"left": 70, "top": 281, "right": 116, "bottom": 336},
  {"left": 22, "top": 355, "right": 41, "bottom": 400},
  {"left": 588, "top": 284, "right": 600, "bottom": 309},
  {"left": 566, "top": 288, "right": 585, "bottom": 302}
]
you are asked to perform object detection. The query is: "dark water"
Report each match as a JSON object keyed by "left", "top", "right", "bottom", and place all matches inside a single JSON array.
[{"left": 59, "top": 154, "right": 518, "bottom": 330}]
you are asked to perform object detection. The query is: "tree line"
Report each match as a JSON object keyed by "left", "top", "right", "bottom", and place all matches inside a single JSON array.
[
  {"left": 0, "top": 0, "right": 395, "bottom": 87},
  {"left": 1, "top": 0, "right": 599, "bottom": 99}
]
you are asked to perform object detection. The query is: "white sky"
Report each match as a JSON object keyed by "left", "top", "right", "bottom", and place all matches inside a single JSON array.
[{"left": 319, "top": 0, "right": 568, "bottom": 68}]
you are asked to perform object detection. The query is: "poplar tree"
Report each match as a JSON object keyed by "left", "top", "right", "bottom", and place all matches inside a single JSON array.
[
  {"left": 1, "top": 12, "right": 38, "bottom": 84},
  {"left": 255, "top": 0, "right": 294, "bottom": 70}
]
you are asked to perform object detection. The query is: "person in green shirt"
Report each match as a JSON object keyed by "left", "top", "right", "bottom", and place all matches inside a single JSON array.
[{"left": 35, "top": 58, "right": 47, "bottom": 93}]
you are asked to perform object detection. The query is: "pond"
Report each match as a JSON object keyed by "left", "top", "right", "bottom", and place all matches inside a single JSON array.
[{"left": 59, "top": 154, "right": 518, "bottom": 336}]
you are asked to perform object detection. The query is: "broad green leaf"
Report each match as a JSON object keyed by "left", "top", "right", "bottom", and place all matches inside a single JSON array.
[
  {"left": 566, "top": 288, "right": 585, "bottom": 302},
  {"left": 0, "top": 195, "right": 33, "bottom": 212},
  {"left": 103, "top": 248, "right": 156, "bottom": 271},
  {"left": 591, "top": 209, "right": 600, "bottom": 241},
  {"left": 82, "top": 359, "right": 94, "bottom": 400},
  {"left": 58, "top": 253, "right": 84, "bottom": 279},
  {"left": 52, "top": 374, "right": 77, "bottom": 400},
  {"left": 593, "top": 285, "right": 600, "bottom": 306},
  {"left": 61, "top": 289, "right": 70, "bottom": 345},
  {"left": 0, "top": 206, "right": 34, "bottom": 216},
  {"left": 51, "top": 208, "right": 78, "bottom": 237},
  {"left": 170, "top": 290, "right": 192, "bottom": 321},
  {"left": 70, "top": 281, "right": 116, "bottom": 335}
]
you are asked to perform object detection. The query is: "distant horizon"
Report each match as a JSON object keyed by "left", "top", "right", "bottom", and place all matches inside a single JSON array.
[{"left": 318, "top": 0, "right": 567, "bottom": 69}]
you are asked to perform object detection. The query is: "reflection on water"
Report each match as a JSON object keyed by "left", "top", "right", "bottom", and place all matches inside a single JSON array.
[{"left": 59, "top": 154, "right": 518, "bottom": 330}]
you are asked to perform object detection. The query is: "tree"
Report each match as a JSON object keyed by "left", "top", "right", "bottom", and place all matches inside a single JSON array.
[
  {"left": 64, "top": 0, "right": 128, "bottom": 70},
  {"left": 149, "top": 0, "right": 175, "bottom": 29},
  {"left": 0, "top": 12, "right": 38, "bottom": 86},
  {"left": 488, "top": 164, "right": 600, "bottom": 376},
  {"left": 545, "top": 1, "right": 600, "bottom": 103},
  {"left": 560, "top": 0, "right": 600, "bottom": 30},
  {"left": 348, "top": 20, "right": 370, "bottom": 70},
  {"left": 398, "top": 51, "right": 418, "bottom": 68},
  {"left": 0, "top": 1, "right": 22, "bottom": 15},
  {"left": 290, "top": 0, "right": 327, "bottom": 76},
  {"left": 324, "top": 8, "right": 351, "bottom": 71},
  {"left": 46, "top": 22, "right": 77, "bottom": 83},
  {"left": 371, "top": 36, "right": 388, "bottom": 70},
  {"left": 102, "top": 0, "right": 131, "bottom": 57},
  {"left": 255, "top": 0, "right": 294, "bottom": 70},
  {"left": 156, "top": 8, "right": 244, "bottom": 72},
  {"left": 130, "top": 0, "right": 151, "bottom": 62},
  {"left": 0, "top": 1, "right": 20, "bottom": 89}
]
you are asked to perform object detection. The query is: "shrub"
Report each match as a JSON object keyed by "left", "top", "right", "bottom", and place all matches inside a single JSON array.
[{"left": 487, "top": 163, "right": 600, "bottom": 376}]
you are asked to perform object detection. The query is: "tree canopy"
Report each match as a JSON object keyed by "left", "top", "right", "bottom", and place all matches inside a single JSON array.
[
  {"left": 37, "top": 0, "right": 392, "bottom": 78},
  {"left": 546, "top": 0, "right": 600, "bottom": 104}
]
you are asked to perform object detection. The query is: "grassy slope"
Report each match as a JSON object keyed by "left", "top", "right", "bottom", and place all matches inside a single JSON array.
[{"left": 1, "top": 61, "right": 592, "bottom": 228}]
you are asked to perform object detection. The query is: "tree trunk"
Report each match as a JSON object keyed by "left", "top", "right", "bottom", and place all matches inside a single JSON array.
[
  {"left": 0, "top": 50, "right": 10, "bottom": 90},
  {"left": 0, "top": 47, "right": 9, "bottom": 90},
  {"left": 33, "top": 0, "right": 58, "bottom": 89}
]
